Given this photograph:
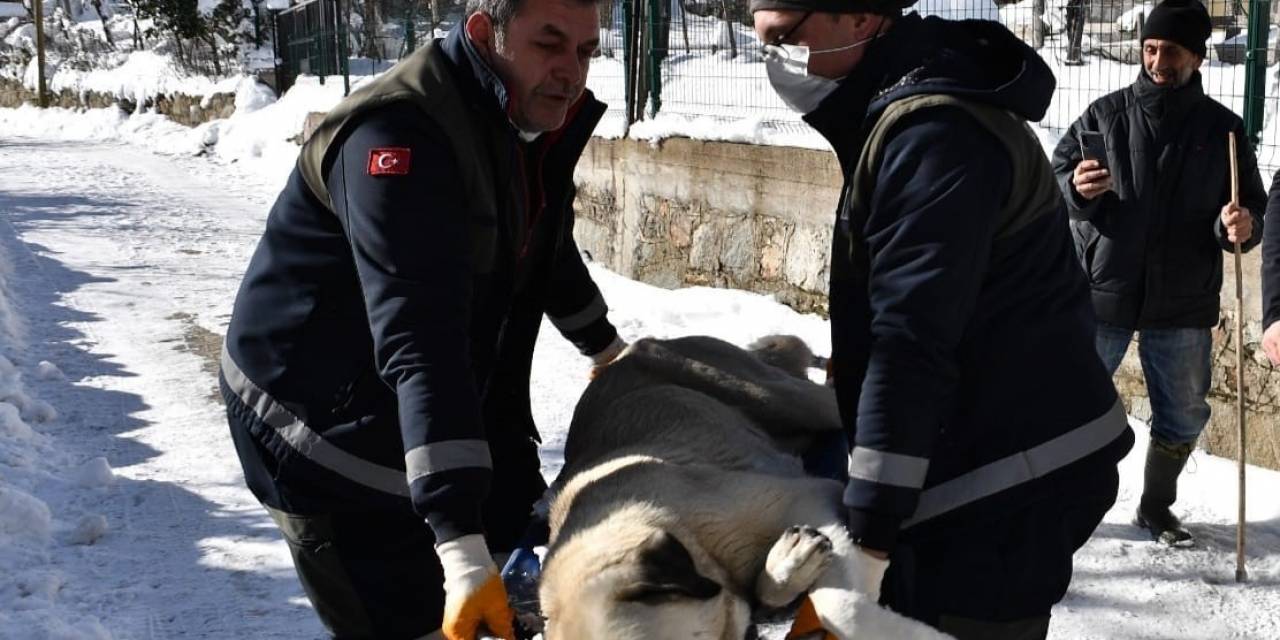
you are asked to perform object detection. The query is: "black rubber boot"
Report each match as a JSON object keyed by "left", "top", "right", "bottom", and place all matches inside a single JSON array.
[{"left": 1134, "top": 438, "right": 1195, "bottom": 547}]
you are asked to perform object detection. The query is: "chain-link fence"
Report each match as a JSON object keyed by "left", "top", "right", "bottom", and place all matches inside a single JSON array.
[{"left": 274, "top": 0, "right": 1280, "bottom": 168}]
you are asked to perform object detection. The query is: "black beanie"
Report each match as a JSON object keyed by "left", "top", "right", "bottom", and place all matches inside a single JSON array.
[
  {"left": 749, "top": 0, "right": 916, "bottom": 16},
  {"left": 1141, "top": 0, "right": 1212, "bottom": 58}
]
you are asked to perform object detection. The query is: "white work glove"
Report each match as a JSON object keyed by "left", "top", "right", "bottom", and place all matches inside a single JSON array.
[
  {"left": 588, "top": 336, "right": 628, "bottom": 379},
  {"left": 436, "top": 534, "right": 515, "bottom": 640},
  {"left": 851, "top": 546, "right": 890, "bottom": 601},
  {"left": 787, "top": 548, "right": 890, "bottom": 640}
]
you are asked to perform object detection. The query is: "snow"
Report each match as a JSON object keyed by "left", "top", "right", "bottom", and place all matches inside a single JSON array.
[
  {"left": 0, "top": 116, "right": 1277, "bottom": 637},
  {"left": 0, "top": 3, "right": 24, "bottom": 19},
  {"left": 36, "top": 51, "right": 248, "bottom": 104},
  {"left": 70, "top": 457, "right": 114, "bottom": 488},
  {"left": 1116, "top": 2, "right": 1155, "bottom": 33},
  {"left": 64, "top": 514, "right": 108, "bottom": 546},
  {"left": 36, "top": 360, "right": 64, "bottom": 381},
  {"left": 0, "top": 484, "right": 51, "bottom": 537}
]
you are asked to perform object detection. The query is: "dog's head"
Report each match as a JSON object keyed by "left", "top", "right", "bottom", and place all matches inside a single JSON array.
[{"left": 540, "top": 523, "right": 751, "bottom": 640}]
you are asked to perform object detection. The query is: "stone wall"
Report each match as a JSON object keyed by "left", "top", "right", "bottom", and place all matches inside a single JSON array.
[
  {"left": 573, "top": 137, "right": 841, "bottom": 314},
  {"left": 0, "top": 76, "right": 236, "bottom": 127},
  {"left": 572, "top": 135, "right": 1280, "bottom": 471}
]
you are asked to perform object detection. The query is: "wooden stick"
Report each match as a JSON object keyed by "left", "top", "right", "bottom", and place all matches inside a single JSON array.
[{"left": 1229, "top": 132, "right": 1248, "bottom": 583}]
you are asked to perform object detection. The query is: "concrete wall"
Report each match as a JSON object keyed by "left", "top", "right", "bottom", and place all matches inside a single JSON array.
[
  {"left": 0, "top": 76, "right": 236, "bottom": 127},
  {"left": 572, "top": 135, "right": 1280, "bottom": 471}
]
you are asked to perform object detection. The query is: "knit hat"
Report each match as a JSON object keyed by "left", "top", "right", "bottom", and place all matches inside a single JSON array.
[
  {"left": 1141, "top": 0, "right": 1212, "bottom": 58},
  {"left": 749, "top": 0, "right": 916, "bottom": 16}
]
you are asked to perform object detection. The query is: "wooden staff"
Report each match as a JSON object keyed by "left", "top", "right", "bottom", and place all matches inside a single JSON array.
[{"left": 1229, "top": 131, "right": 1248, "bottom": 583}]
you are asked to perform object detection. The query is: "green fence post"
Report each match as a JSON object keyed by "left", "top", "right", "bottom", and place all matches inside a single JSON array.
[
  {"left": 646, "top": 0, "right": 662, "bottom": 117},
  {"left": 404, "top": 0, "right": 418, "bottom": 56},
  {"left": 623, "top": 0, "right": 635, "bottom": 124},
  {"left": 1243, "top": 0, "right": 1271, "bottom": 147},
  {"left": 338, "top": 0, "right": 350, "bottom": 95}
]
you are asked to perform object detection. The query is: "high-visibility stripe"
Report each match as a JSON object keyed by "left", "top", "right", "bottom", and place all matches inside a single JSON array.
[
  {"left": 848, "top": 447, "right": 930, "bottom": 489},
  {"left": 899, "top": 400, "right": 1127, "bottom": 529},
  {"left": 550, "top": 293, "right": 607, "bottom": 333},
  {"left": 405, "top": 440, "right": 493, "bottom": 485},
  {"left": 220, "top": 346, "right": 411, "bottom": 497}
]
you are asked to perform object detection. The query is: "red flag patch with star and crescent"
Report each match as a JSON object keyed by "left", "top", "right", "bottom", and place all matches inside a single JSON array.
[{"left": 368, "top": 147, "right": 412, "bottom": 176}]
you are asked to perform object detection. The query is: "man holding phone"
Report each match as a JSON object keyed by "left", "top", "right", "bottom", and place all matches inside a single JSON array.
[{"left": 1052, "top": 0, "right": 1265, "bottom": 548}]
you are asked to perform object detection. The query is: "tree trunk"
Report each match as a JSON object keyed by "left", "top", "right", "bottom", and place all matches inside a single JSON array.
[
  {"left": 430, "top": 0, "right": 440, "bottom": 35},
  {"left": 203, "top": 33, "right": 222, "bottom": 75},
  {"left": 91, "top": 0, "right": 114, "bottom": 48},
  {"left": 173, "top": 30, "right": 186, "bottom": 68}
]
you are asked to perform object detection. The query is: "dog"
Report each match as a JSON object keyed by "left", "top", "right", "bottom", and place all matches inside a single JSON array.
[{"left": 537, "top": 336, "right": 948, "bottom": 640}]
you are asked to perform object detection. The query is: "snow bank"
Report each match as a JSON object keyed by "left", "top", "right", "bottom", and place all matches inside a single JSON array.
[
  {"left": 0, "top": 217, "right": 113, "bottom": 639},
  {"left": 39, "top": 50, "right": 246, "bottom": 105}
]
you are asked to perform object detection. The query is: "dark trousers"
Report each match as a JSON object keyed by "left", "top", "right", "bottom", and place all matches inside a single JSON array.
[
  {"left": 1095, "top": 324, "right": 1212, "bottom": 446},
  {"left": 267, "top": 505, "right": 445, "bottom": 640},
  {"left": 880, "top": 467, "right": 1118, "bottom": 639},
  {"left": 937, "top": 614, "right": 1051, "bottom": 640}
]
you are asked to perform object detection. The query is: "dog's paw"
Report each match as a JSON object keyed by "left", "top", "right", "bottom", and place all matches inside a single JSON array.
[{"left": 756, "top": 525, "right": 834, "bottom": 608}]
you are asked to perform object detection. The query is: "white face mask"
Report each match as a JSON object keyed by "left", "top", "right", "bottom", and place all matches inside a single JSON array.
[{"left": 763, "top": 33, "right": 881, "bottom": 114}]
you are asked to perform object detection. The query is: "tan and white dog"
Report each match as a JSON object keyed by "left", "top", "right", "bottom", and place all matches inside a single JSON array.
[{"left": 538, "top": 336, "right": 948, "bottom": 640}]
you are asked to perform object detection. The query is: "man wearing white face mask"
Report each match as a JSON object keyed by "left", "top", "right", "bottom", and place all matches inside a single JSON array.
[{"left": 751, "top": 2, "right": 1133, "bottom": 639}]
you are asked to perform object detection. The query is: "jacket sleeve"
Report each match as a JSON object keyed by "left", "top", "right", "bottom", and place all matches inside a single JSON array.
[
  {"left": 326, "top": 104, "right": 488, "bottom": 544},
  {"left": 544, "top": 186, "right": 620, "bottom": 357},
  {"left": 840, "top": 108, "right": 1010, "bottom": 553},
  {"left": 1214, "top": 118, "right": 1266, "bottom": 254},
  {"left": 1051, "top": 109, "right": 1105, "bottom": 221},
  {"left": 1263, "top": 169, "right": 1280, "bottom": 327}
]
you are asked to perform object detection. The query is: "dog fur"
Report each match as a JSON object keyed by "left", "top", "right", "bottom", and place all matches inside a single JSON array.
[{"left": 538, "top": 336, "right": 948, "bottom": 640}]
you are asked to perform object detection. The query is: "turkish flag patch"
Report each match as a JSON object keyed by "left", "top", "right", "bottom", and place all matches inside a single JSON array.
[{"left": 367, "top": 147, "right": 411, "bottom": 176}]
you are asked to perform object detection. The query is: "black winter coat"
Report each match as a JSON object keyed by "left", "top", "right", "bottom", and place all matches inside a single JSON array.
[
  {"left": 1052, "top": 72, "right": 1265, "bottom": 330},
  {"left": 803, "top": 14, "right": 1131, "bottom": 567}
]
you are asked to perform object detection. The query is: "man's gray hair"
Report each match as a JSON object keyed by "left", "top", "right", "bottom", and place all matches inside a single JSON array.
[
  {"left": 466, "top": 0, "right": 601, "bottom": 33},
  {"left": 466, "top": 0, "right": 523, "bottom": 32}
]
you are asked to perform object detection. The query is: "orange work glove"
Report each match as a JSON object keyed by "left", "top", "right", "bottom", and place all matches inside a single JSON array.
[
  {"left": 786, "top": 596, "right": 837, "bottom": 640},
  {"left": 436, "top": 534, "right": 516, "bottom": 640}
]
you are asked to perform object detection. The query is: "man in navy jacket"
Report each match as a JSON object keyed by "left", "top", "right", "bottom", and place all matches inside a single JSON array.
[
  {"left": 753, "top": 1, "right": 1132, "bottom": 637},
  {"left": 219, "top": 0, "right": 622, "bottom": 637}
]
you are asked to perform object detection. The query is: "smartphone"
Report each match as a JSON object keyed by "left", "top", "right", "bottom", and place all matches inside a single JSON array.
[{"left": 1079, "top": 130, "right": 1108, "bottom": 170}]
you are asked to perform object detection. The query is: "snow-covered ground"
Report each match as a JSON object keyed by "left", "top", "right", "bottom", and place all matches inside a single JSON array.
[{"left": 1, "top": 100, "right": 1280, "bottom": 639}]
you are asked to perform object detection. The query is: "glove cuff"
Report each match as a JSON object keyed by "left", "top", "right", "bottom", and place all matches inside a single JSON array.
[
  {"left": 436, "top": 533, "right": 498, "bottom": 594},
  {"left": 590, "top": 335, "right": 627, "bottom": 366}
]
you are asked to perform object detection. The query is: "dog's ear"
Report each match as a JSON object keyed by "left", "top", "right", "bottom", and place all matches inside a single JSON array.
[{"left": 615, "top": 530, "right": 722, "bottom": 604}]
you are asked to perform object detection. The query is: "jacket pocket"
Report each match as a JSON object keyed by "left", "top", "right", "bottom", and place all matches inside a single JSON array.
[{"left": 1071, "top": 222, "right": 1102, "bottom": 283}]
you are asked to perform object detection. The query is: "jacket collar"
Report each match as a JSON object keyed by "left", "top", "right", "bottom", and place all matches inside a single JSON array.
[{"left": 440, "top": 24, "right": 514, "bottom": 124}]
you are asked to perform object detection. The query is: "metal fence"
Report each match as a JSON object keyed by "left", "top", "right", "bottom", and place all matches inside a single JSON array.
[
  {"left": 275, "top": 0, "right": 350, "bottom": 93},
  {"left": 275, "top": 0, "right": 1280, "bottom": 167},
  {"left": 642, "top": 0, "right": 1278, "bottom": 161}
]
